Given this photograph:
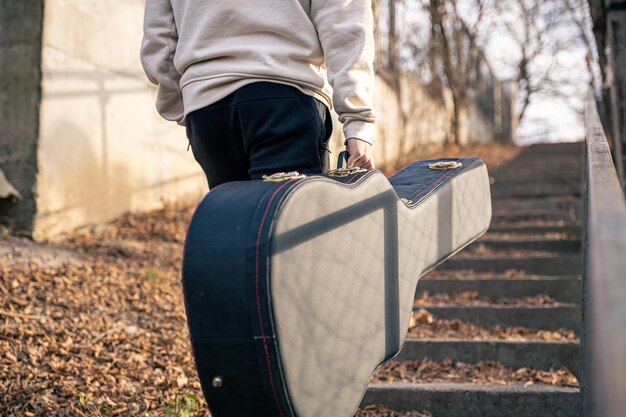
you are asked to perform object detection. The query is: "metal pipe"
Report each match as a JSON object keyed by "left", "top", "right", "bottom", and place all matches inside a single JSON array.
[{"left": 582, "top": 91, "right": 626, "bottom": 417}]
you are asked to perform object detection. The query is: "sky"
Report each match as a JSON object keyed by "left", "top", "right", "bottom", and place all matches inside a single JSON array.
[
  {"left": 480, "top": 7, "right": 592, "bottom": 145},
  {"left": 389, "top": 0, "right": 595, "bottom": 145}
]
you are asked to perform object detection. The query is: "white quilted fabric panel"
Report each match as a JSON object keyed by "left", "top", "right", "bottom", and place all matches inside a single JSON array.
[{"left": 270, "top": 162, "right": 491, "bottom": 417}]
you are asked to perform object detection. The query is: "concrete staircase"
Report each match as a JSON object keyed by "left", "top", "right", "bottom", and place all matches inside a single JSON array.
[{"left": 360, "top": 143, "right": 584, "bottom": 417}]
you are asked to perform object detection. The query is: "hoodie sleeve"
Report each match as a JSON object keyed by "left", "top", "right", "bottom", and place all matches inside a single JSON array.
[
  {"left": 310, "top": 0, "right": 377, "bottom": 143},
  {"left": 140, "top": 0, "right": 185, "bottom": 125}
]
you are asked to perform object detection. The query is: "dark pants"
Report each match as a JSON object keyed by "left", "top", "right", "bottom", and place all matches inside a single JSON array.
[{"left": 185, "top": 82, "right": 333, "bottom": 189}]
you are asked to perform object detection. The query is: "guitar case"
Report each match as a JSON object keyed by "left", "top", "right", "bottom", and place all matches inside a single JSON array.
[{"left": 182, "top": 155, "right": 492, "bottom": 417}]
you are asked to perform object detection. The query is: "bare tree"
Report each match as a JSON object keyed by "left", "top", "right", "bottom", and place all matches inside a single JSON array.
[
  {"left": 493, "top": 0, "right": 593, "bottom": 126},
  {"left": 426, "top": 0, "right": 487, "bottom": 145},
  {"left": 374, "top": 0, "right": 594, "bottom": 143},
  {"left": 372, "top": 0, "right": 384, "bottom": 68},
  {"left": 559, "top": 0, "right": 601, "bottom": 91},
  {"left": 388, "top": 0, "right": 399, "bottom": 71}
]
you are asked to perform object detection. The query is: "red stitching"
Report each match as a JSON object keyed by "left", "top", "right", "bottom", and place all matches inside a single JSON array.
[
  {"left": 255, "top": 180, "right": 294, "bottom": 417},
  {"left": 208, "top": 183, "right": 227, "bottom": 193},
  {"left": 409, "top": 158, "right": 466, "bottom": 201},
  {"left": 345, "top": 173, "right": 360, "bottom": 184}
]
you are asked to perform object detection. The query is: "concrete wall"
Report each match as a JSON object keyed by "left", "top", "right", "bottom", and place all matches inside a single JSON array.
[
  {"left": 327, "top": 74, "right": 504, "bottom": 167},
  {"left": 1, "top": 0, "right": 503, "bottom": 239},
  {"left": 0, "top": 2, "right": 44, "bottom": 235},
  {"left": 33, "top": 0, "right": 460, "bottom": 239},
  {"left": 328, "top": 75, "right": 451, "bottom": 169},
  {"left": 465, "top": 102, "right": 496, "bottom": 145},
  {"left": 34, "top": 0, "right": 207, "bottom": 239}
]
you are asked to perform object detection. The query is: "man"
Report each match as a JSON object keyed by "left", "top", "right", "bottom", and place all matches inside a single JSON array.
[{"left": 140, "top": 0, "right": 377, "bottom": 188}]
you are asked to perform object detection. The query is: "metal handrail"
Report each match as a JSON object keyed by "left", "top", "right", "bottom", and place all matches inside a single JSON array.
[{"left": 582, "top": 92, "right": 626, "bottom": 416}]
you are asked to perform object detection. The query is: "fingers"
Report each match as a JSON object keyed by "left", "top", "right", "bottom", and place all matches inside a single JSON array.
[
  {"left": 348, "top": 153, "right": 374, "bottom": 169},
  {"left": 347, "top": 153, "right": 365, "bottom": 168},
  {"left": 348, "top": 154, "right": 373, "bottom": 169},
  {"left": 345, "top": 138, "right": 375, "bottom": 169},
  {"left": 361, "top": 158, "right": 375, "bottom": 170}
]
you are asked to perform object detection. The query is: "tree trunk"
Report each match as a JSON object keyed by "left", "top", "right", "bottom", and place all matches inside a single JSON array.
[
  {"left": 388, "top": 0, "right": 398, "bottom": 71},
  {"left": 372, "top": 0, "right": 382, "bottom": 67},
  {"left": 451, "top": 94, "right": 462, "bottom": 146}
]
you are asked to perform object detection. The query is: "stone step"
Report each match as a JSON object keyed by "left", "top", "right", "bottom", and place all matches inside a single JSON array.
[
  {"left": 489, "top": 223, "right": 581, "bottom": 232},
  {"left": 395, "top": 339, "right": 580, "bottom": 377},
  {"left": 492, "top": 205, "right": 577, "bottom": 214},
  {"left": 491, "top": 172, "right": 581, "bottom": 180},
  {"left": 492, "top": 196, "right": 580, "bottom": 209},
  {"left": 486, "top": 225, "right": 581, "bottom": 236},
  {"left": 468, "top": 239, "right": 581, "bottom": 253},
  {"left": 491, "top": 203, "right": 579, "bottom": 213},
  {"left": 490, "top": 174, "right": 583, "bottom": 184},
  {"left": 493, "top": 167, "right": 582, "bottom": 175},
  {"left": 490, "top": 182, "right": 581, "bottom": 191},
  {"left": 490, "top": 222, "right": 580, "bottom": 230},
  {"left": 491, "top": 186, "right": 581, "bottom": 199},
  {"left": 440, "top": 255, "right": 582, "bottom": 275},
  {"left": 361, "top": 382, "right": 580, "bottom": 417},
  {"left": 492, "top": 167, "right": 582, "bottom": 174},
  {"left": 362, "top": 144, "right": 584, "bottom": 417},
  {"left": 491, "top": 212, "right": 577, "bottom": 224},
  {"left": 492, "top": 205, "right": 581, "bottom": 218},
  {"left": 416, "top": 276, "right": 582, "bottom": 303},
  {"left": 413, "top": 305, "right": 581, "bottom": 331}
]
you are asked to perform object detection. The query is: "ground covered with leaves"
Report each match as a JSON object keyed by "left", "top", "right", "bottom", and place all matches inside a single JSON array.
[
  {"left": 0, "top": 205, "right": 206, "bottom": 417},
  {"left": 356, "top": 405, "right": 432, "bottom": 417},
  {"left": 382, "top": 143, "right": 521, "bottom": 176},
  {"left": 1, "top": 143, "right": 566, "bottom": 416},
  {"left": 373, "top": 359, "right": 579, "bottom": 387},
  {"left": 414, "top": 291, "right": 566, "bottom": 307},
  {"left": 406, "top": 308, "right": 578, "bottom": 342}
]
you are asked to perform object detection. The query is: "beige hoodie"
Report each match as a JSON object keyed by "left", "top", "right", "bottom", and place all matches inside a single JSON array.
[{"left": 140, "top": 0, "right": 377, "bottom": 142}]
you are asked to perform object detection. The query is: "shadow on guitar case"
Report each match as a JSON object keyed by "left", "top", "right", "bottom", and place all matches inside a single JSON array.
[{"left": 182, "top": 151, "right": 492, "bottom": 417}]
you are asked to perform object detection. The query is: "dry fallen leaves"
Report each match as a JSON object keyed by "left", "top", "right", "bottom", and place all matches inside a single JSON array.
[
  {"left": 382, "top": 144, "right": 522, "bottom": 177},
  {"left": 373, "top": 359, "right": 579, "bottom": 387},
  {"left": 0, "top": 205, "right": 210, "bottom": 417},
  {"left": 356, "top": 405, "right": 432, "bottom": 417},
  {"left": 406, "top": 309, "right": 578, "bottom": 342},
  {"left": 1, "top": 192, "right": 580, "bottom": 416},
  {"left": 414, "top": 291, "right": 566, "bottom": 307}
]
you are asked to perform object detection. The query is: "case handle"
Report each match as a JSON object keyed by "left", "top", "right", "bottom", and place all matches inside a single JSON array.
[
  {"left": 337, "top": 151, "right": 349, "bottom": 169},
  {"left": 328, "top": 151, "right": 367, "bottom": 177}
]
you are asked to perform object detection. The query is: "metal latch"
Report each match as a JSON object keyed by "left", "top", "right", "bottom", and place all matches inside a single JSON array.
[
  {"left": 327, "top": 166, "right": 367, "bottom": 177},
  {"left": 262, "top": 171, "right": 307, "bottom": 182},
  {"left": 428, "top": 161, "right": 463, "bottom": 170}
]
